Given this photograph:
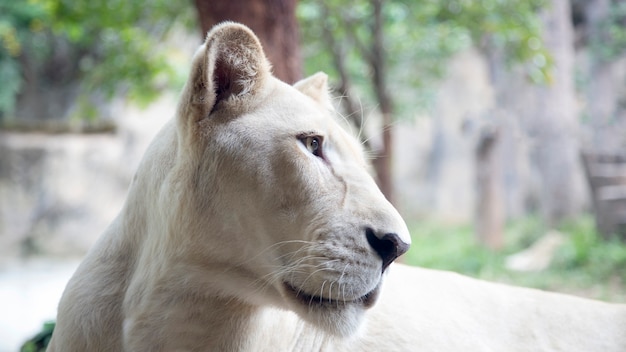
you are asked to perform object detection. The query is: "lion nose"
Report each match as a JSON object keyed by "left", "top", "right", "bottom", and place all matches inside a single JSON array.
[{"left": 365, "top": 228, "right": 410, "bottom": 272}]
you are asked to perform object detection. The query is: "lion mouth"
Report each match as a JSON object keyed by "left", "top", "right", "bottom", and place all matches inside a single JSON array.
[{"left": 283, "top": 282, "right": 380, "bottom": 309}]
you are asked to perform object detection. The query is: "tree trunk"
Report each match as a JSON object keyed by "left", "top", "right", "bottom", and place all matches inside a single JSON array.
[
  {"left": 370, "top": 0, "right": 395, "bottom": 204},
  {"left": 474, "top": 42, "right": 506, "bottom": 250},
  {"left": 529, "top": 0, "right": 584, "bottom": 227},
  {"left": 317, "top": 0, "right": 395, "bottom": 203},
  {"left": 319, "top": 3, "right": 366, "bottom": 149},
  {"left": 193, "top": 0, "right": 302, "bottom": 84},
  {"left": 475, "top": 125, "right": 504, "bottom": 250}
]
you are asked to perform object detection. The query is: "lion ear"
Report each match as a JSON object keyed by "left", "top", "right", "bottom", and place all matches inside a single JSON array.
[
  {"left": 178, "top": 22, "right": 272, "bottom": 125},
  {"left": 294, "top": 72, "right": 334, "bottom": 110}
]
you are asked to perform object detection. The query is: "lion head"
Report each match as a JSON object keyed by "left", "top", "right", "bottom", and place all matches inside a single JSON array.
[{"left": 136, "top": 22, "right": 411, "bottom": 337}]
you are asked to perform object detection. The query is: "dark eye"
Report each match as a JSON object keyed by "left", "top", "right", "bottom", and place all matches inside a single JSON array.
[{"left": 301, "top": 136, "right": 323, "bottom": 157}]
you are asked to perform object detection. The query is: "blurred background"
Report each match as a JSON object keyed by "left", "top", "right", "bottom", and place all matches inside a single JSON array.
[{"left": 1, "top": 0, "right": 626, "bottom": 350}]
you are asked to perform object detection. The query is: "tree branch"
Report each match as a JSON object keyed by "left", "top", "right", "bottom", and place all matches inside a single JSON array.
[{"left": 320, "top": 2, "right": 368, "bottom": 148}]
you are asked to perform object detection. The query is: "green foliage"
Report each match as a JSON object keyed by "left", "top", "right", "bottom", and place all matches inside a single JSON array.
[
  {"left": 0, "top": 0, "right": 195, "bottom": 118},
  {"left": 404, "top": 220, "right": 505, "bottom": 276},
  {"left": 298, "top": 0, "right": 471, "bottom": 116},
  {"left": 590, "top": 1, "right": 626, "bottom": 61},
  {"left": 298, "top": 0, "right": 549, "bottom": 119},
  {"left": 0, "top": 1, "right": 47, "bottom": 115},
  {"left": 556, "top": 217, "right": 626, "bottom": 283},
  {"left": 45, "top": 0, "right": 193, "bottom": 105},
  {"left": 434, "top": 0, "right": 551, "bottom": 83},
  {"left": 0, "top": 54, "right": 22, "bottom": 114},
  {"left": 20, "top": 321, "right": 55, "bottom": 352},
  {"left": 404, "top": 216, "right": 626, "bottom": 302}
]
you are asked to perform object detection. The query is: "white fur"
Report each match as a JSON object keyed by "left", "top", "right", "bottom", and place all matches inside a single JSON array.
[{"left": 48, "top": 23, "right": 626, "bottom": 351}]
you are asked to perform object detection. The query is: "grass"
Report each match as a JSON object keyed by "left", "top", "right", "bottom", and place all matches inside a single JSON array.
[{"left": 403, "top": 215, "right": 626, "bottom": 303}]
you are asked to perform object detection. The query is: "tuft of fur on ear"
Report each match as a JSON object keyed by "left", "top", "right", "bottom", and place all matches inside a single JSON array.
[
  {"left": 177, "top": 22, "right": 272, "bottom": 128},
  {"left": 294, "top": 72, "right": 334, "bottom": 110}
]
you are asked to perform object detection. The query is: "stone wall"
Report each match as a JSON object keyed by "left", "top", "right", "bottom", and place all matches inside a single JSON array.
[{"left": 0, "top": 97, "right": 172, "bottom": 262}]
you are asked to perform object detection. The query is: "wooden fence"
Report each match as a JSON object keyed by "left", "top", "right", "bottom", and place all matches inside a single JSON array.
[{"left": 581, "top": 151, "right": 626, "bottom": 240}]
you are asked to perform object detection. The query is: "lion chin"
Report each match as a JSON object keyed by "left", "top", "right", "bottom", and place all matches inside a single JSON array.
[{"left": 282, "top": 281, "right": 382, "bottom": 337}]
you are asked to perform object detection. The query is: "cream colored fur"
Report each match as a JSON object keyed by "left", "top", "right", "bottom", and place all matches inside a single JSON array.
[{"left": 49, "top": 23, "right": 626, "bottom": 352}]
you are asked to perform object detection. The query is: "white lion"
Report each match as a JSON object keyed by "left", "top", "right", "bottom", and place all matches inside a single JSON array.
[{"left": 48, "top": 23, "right": 626, "bottom": 351}]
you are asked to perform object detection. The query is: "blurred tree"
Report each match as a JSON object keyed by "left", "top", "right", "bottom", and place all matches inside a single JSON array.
[
  {"left": 437, "top": 1, "right": 550, "bottom": 82},
  {"left": 0, "top": 1, "right": 47, "bottom": 119},
  {"left": 193, "top": 0, "right": 302, "bottom": 84},
  {"left": 528, "top": 0, "right": 585, "bottom": 227},
  {"left": 370, "top": 0, "right": 394, "bottom": 203},
  {"left": 584, "top": 0, "right": 614, "bottom": 152},
  {"left": 0, "top": 0, "right": 193, "bottom": 130},
  {"left": 581, "top": 0, "right": 626, "bottom": 152},
  {"left": 319, "top": 0, "right": 396, "bottom": 203},
  {"left": 436, "top": 0, "right": 547, "bottom": 249}
]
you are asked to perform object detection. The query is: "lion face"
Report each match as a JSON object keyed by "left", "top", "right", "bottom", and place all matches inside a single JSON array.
[{"left": 172, "top": 23, "right": 411, "bottom": 337}]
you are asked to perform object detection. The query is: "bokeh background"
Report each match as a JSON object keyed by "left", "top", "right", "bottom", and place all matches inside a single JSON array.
[{"left": 2, "top": 0, "right": 626, "bottom": 350}]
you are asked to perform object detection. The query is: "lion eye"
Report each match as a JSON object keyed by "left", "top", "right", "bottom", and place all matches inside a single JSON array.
[{"left": 301, "top": 136, "right": 323, "bottom": 157}]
